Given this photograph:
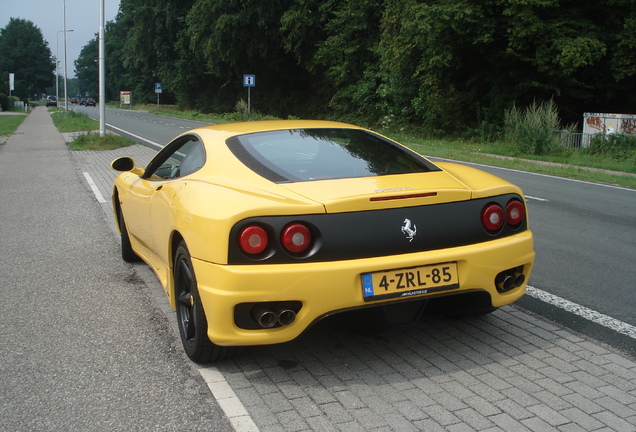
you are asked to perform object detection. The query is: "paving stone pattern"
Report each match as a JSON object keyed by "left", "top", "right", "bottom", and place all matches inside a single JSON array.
[{"left": 210, "top": 308, "right": 636, "bottom": 432}]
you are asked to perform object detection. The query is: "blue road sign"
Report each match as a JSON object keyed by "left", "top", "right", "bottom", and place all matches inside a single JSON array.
[{"left": 243, "top": 75, "right": 256, "bottom": 87}]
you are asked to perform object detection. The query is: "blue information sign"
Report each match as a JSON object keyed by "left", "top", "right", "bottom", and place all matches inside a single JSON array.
[{"left": 243, "top": 75, "right": 256, "bottom": 87}]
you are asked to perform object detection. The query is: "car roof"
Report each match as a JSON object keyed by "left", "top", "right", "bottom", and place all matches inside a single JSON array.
[{"left": 192, "top": 120, "right": 366, "bottom": 140}]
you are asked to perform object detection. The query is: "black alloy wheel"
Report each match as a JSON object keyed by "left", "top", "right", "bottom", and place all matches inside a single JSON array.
[
  {"left": 173, "top": 242, "right": 233, "bottom": 363},
  {"left": 117, "top": 204, "right": 139, "bottom": 263}
]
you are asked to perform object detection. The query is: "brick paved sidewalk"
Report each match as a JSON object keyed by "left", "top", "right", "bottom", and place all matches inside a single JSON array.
[{"left": 68, "top": 124, "right": 636, "bottom": 432}]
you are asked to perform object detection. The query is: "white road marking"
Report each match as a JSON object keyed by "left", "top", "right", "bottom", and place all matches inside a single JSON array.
[
  {"left": 524, "top": 195, "right": 549, "bottom": 202},
  {"left": 525, "top": 285, "right": 636, "bottom": 340},
  {"left": 83, "top": 172, "right": 107, "bottom": 203},
  {"left": 198, "top": 367, "right": 259, "bottom": 432},
  {"left": 105, "top": 123, "right": 164, "bottom": 150}
]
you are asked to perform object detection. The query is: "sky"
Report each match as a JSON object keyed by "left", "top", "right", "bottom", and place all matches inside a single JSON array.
[{"left": 0, "top": 0, "right": 122, "bottom": 78}]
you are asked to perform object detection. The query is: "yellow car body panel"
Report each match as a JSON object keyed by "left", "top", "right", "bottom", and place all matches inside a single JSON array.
[
  {"left": 193, "top": 230, "right": 534, "bottom": 346},
  {"left": 434, "top": 161, "right": 526, "bottom": 200}
]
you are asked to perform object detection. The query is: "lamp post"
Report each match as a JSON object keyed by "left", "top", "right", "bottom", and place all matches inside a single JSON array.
[
  {"left": 56, "top": 29, "right": 73, "bottom": 107},
  {"left": 63, "top": 0, "right": 69, "bottom": 110},
  {"left": 99, "top": 0, "right": 106, "bottom": 137}
]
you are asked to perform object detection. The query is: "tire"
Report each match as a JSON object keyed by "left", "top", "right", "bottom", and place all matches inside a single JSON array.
[
  {"left": 173, "top": 242, "right": 234, "bottom": 363},
  {"left": 118, "top": 205, "right": 139, "bottom": 263}
]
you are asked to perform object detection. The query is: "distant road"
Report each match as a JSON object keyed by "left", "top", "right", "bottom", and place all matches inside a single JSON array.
[
  {"left": 73, "top": 104, "right": 211, "bottom": 149},
  {"left": 74, "top": 104, "right": 636, "bottom": 353}
]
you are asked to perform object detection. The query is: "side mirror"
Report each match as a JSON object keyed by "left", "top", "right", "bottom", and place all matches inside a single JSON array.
[{"left": 111, "top": 157, "right": 135, "bottom": 172}]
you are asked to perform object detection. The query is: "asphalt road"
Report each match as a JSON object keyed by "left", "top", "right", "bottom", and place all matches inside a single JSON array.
[
  {"left": 0, "top": 107, "right": 234, "bottom": 431},
  {"left": 75, "top": 104, "right": 211, "bottom": 149},
  {"left": 75, "top": 105, "right": 636, "bottom": 346}
]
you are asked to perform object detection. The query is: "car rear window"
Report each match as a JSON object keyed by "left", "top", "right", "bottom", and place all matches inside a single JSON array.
[{"left": 227, "top": 128, "right": 439, "bottom": 183}]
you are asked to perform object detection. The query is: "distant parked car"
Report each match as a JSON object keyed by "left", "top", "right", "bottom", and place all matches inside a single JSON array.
[
  {"left": 70, "top": 97, "right": 78, "bottom": 104},
  {"left": 85, "top": 98, "right": 96, "bottom": 107},
  {"left": 45, "top": 96, "right": 57, "bottom": 107}
]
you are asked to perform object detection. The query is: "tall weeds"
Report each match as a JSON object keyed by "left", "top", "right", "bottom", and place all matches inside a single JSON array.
[{"left": 504, "top": 99, "right": 566, "bottom": 155}]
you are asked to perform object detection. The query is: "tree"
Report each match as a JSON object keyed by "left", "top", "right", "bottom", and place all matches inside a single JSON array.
[
  {"left": 185, "top": 0, "right": 315, "bottom": 115},
  {"left": 99, "top": 0, "right": 635, "bottom": 133},
  {"left": 75, "top": 37, "right": 99, "bottom": 98},
  {"left": 377, "top": 0, "right": 636, "bottom": 131},
  {"left": 0, "top": 18, "right": 55, "bottom": 100},
  {"left": 311, "top": 0, "right": 385, "bottom": 121}
]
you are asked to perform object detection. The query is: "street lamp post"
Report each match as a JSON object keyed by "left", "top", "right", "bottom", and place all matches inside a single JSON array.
[
  {"left": 56, "top": 29, "right": 73, "bottom": 107},
  {"left": 99, "top": 0, "right": 106, "bottom": 137},
  {"left": 63, "top": 0, "right": 68, "bottom": 110}
]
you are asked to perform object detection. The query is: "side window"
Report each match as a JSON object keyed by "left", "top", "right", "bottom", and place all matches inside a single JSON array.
[
  {"left": 178, "top": 141, "right": 205, "bottom": 177},
  {"left": 143, "top": 136, "right": 205, "bottom": 179}
]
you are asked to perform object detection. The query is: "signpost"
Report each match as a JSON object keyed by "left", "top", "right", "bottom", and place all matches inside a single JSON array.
[
  {"left": 155, "top": 83, "right": 162, "bottom": 109},
  {"left": 120, "top": 91, "right": 132, "bottom": 108},
  {"left": 243, "top": 74, "right": 255, "bottom": 115}
]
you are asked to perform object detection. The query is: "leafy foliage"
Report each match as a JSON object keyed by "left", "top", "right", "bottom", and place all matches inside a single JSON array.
[
  {"left": 0, "top": 18, "right": 55, "bottom": 100},
  {"left": 91, "top": 0, "right": 634, "bottom": 134},
  {"left": 504, "top": 99, "right": 565, "bottom": 155},
  {"left": 75, "top": 38, "right": 99, "bottom": 99},
  {"left": 587, "top": 133, "right": 636, "bottom": 160}
]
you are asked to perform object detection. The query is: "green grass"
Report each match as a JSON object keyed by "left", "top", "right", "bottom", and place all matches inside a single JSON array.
[
  {"left": 0, "top": 115, "right": 27, "bottom": 136},
  {"left": 67, "top": 132, "right": 134, "bottom": 151},
  {"left": 51, "top": 110, "right": 99, "bottom": 132},
  {"left": 397, "top": 137, "right": 636, "bottom": 190},
  {"left": 48, "top": 110, "right": 134, "bottom": 151}
]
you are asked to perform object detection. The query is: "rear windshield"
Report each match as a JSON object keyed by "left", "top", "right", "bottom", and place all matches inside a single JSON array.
[{"left": 227, "top": 128, "right": 439, "bottom": 183}]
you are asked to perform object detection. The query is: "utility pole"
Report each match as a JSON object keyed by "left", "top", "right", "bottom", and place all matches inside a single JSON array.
[{"left": 99, "top": 0, "right": 106, "bottom": 137}]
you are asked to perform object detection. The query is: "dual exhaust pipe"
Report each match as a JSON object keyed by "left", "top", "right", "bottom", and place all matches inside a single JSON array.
[
  {"left": 253, "top": 307, "right": 297, "bottom": 328},
  {"left": 496, "top": 266, "right": 526, "bottom": 293}
]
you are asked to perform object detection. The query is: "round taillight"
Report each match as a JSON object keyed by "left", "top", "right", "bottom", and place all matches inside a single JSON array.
[
  {"left": 481, "top": 203, "right": 504, "bottom": 233},
  {"left": 281, "top": 223, "right": 312, "bottom": 254},
  {"left": 239, "top": 225, "right": 268, "bottom": 255},
  {"left": 506, "top": 200, "right": 525, "bottom": 227}
]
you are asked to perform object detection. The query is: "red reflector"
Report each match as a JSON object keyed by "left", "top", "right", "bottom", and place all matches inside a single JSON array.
[
  {"left": 239, "top": 225, "right": 268, "bottom": 255},
  {"left": 506, "top": 199, "right": 525, "bottom": 226},
  {"left": 371, "top": 192, "right": 437, "bottom": 202},
  {"left": 481, "top": 203, "right": 504, "bottom": 232},
  {"left": 281, "top": 223, "right": 312, "bottom": 254}
]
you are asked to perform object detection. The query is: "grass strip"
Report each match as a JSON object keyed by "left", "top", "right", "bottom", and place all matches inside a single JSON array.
[
  {"left": 0, "top": 115, "right": 27, "bottom": 136},
  {"left": 67, "top": 132, "right": 134, "bottom": 151},
  {"left": 51, "top": 110, "right": 99, "bottom": 133}
]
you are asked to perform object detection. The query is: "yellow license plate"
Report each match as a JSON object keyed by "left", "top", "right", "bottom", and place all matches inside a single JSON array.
[{"left": 362, "top": 262, "right": 459, "bottom": 302}]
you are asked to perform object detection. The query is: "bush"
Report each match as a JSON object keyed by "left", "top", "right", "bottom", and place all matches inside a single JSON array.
[
  {"left": 216, "top": 99, "right": 279, "bottom": 123},
  {"left": 587, "top": 133, "right": 636, "bottom": 160},
  {"left": 0, "top": 93, "right": 9, "bottom": 111},
  {"left": 503, "top": 99, "right": 565, "bottom": 155}
]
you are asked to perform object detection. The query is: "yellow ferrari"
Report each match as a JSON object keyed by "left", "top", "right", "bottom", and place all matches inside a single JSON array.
[{"left": 111, "top": 120, "right": 534, "bottom": 362}]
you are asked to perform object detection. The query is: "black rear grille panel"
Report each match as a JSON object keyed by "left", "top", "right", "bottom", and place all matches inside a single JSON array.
[{"left": 228, "top": 193, "right": 527, "bottom": 264}]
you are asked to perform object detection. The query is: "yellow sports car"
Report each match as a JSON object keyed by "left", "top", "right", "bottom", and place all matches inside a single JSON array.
[{"left": 111, "top": 120, "right": 534, "bottom": 362}]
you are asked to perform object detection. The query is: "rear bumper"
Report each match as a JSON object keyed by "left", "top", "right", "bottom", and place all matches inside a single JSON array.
[{"left": 192, "top": 230, "right": 534, "bottom": 346}]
